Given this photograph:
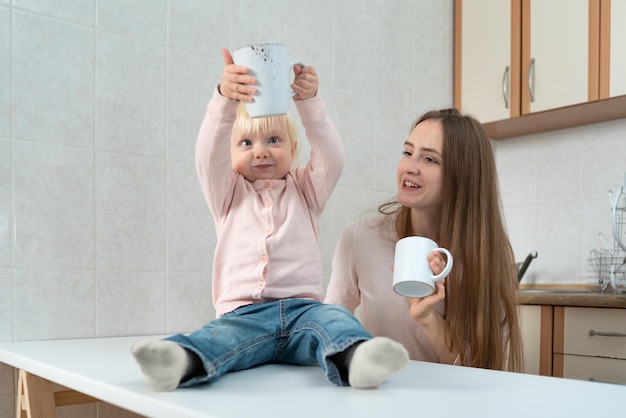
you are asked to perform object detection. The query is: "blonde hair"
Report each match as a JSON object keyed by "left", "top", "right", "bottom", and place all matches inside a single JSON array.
[
  {"left": 234, "top": 101, "right": 299, "bottom": 160},
  {"left": 379, "top": 108, "right": 523, "bottom": 373}
]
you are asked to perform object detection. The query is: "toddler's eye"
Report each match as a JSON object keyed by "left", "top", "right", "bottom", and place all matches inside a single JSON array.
[
  {"left": 268, "top": 136, "right": 280, "bottom": 144},
  {"left": 240, "top": 139, "right": 252, "bottom": 147}
]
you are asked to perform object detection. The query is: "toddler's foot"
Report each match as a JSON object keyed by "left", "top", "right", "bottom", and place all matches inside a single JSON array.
[
  {"left": 131, "top": 340, "right": 189, "bottom": 391},
  {"left": 348, "top": 337, "right": 409, "bottom": 389}
]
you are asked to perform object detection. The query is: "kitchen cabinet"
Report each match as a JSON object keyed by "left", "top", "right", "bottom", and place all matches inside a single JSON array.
[
  {"left": 454, "top": 0, "right": 626, "bottom": 138},
  {"left": 601, "top": 0, "right": 626, "bottom": 98},
  {"left": 553, "top": 306, "right": 626, "bottom": 384},
  {"left": 523, "top": 0, "right": 591, "bottom": 113},
  {"left": 456, "top": 0, "right": 519, "bottom": 124},
  {"left": 518, "top": 305, "right": 541, "bottom": 375}
]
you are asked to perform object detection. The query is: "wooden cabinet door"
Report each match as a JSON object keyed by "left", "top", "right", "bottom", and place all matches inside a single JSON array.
[
  {"left": 523, "top": 0, "right": 593, "bottom": 113},
  {"left": 455, "top": 0, "right": 521, "bottom": 123},
  {"left": 605, "top": 0, "right": 626, "bottom": 97},
  {"left": 519, "top": 305, "right": 541, "bottom": 375}
]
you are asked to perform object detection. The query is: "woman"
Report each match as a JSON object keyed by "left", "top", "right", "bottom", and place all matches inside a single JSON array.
[{"left": 325, "top": 108, "right": 523, "bottom": 372}]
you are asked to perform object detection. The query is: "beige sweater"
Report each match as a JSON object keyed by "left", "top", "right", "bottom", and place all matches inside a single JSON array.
[{"left": 325, "top": 214, "right": 444, "bottom": 362}]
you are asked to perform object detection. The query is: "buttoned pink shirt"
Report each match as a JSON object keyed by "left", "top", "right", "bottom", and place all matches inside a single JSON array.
[{"left": 196, "top": 87, "right": 344, "bottom": 317}]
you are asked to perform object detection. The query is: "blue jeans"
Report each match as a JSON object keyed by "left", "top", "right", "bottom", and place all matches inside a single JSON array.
[{"left": 166, "top": 299, "right": 371, "bottom": 387}]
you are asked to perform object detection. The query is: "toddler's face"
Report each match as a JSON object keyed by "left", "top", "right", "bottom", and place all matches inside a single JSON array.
[{"left": 230, "top": 126, "right": 295, "bottom": 181}]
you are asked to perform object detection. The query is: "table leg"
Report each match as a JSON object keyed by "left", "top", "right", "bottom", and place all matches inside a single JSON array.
[{"left": 17, "top": 370, "right": 56, "bottom": 418}]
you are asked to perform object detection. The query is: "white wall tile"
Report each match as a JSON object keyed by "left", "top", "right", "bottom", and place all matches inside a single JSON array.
[
  {"left": 334, "top": 4, "right": 377, "bottom": 100},
  {"left": 166, "top": 161, "right": 215, "bottom": 273},
  {"left": 95, "top": 152, "right": 165, "bottom": 271},
  {"left": 95, "top": 32, "right": 166, "bottom": 158},
  {"left": 13, "top": 141, "right": 94, "bottom": 269},
  {"left": 375, "top": 23, "right": 413, "bottom": 109},
  {"left": 495, "top": 135, "right": 537, "bottom": 207},
  {"left": 285, "top": 0, "right": 334, "bottom": 92},
  {"left": 12, "top": 12, "right": 94, "bottom": 147},
  {"left": 167, "top": 272, "right": 214, "bottom": 334},
  {"left": 0, "top": 140, "right": 10, "bottom": 268},
  {"left": 503, "top": 205, "right": 537, "bottom": 269},
  {"left": 168, "top": 0, "right": 229, "bottom": 57},
  {"left": 536, "top": 130, "right": 582, "bottom": 203},
  {"left": 581, "top": 118, "right": 626, "bottom": 199},
  {"left": 532, "top": 202, "right": 582, "bottom": 282},
  {"left": 374, "top": 101, "right": 416, "bottom": 193},
  {"left": 0, "top": 269, "right": 12, "bottom": 341},
  {"left": 333, "top": 93, "right": 376, "bottom": 188},
  {"left": 14, "top": 269, "right": 95, "bottom": 340},
  {"left": 97, "top": 0, "right": 166, "bottom": 45},
  {"left": 0, "top": 8, "right": 9, "bottom": 138},
  {"left": 14, "top": 0, "right": 94, "bottom": 25},
  {"left": 230, "top": 0, "right": 284, "bottom": 49},
  {"left": 167, "top": 50, "right": 217, "bottom": 163},
  {"left": 96, "top": 271, "right": 166, "bottom": 336}
]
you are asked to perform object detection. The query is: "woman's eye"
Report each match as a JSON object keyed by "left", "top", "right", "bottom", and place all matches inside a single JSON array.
[{"left": 402, "top": 150, "right": 412, "bottom": 157}]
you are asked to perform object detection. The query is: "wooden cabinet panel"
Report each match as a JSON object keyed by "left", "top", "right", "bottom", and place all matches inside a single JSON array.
[
  {"left": 525, "top": 0, "right": 590, "bottom": 113},
  {"left": 519, "top": 305, "right": 541, "bottom": 375},
  {"left": 609, "top": 0, "right": 626, "bottom": 97},
  {"left": 562, "top": 307, "right": 626, "bottom": 359},
  {"left": 458, "top": 0, "right": 517, "bottom": 123},
  {"left": 455, "top": 0, "right": 626, "bottom": 138},
  {"left": 562, "top": 355, "right": 626, "bottom": 384}
]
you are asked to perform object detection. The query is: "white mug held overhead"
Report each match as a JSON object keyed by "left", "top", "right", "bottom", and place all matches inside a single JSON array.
[
  {"left": 232, "top": 43, "right": 301, "bottom": 118},
  {"left": 392, "top": 236, "right": 453, "bottom": 298}
]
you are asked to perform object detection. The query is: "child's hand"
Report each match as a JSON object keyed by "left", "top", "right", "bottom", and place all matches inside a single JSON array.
[
  {"left": 218, "top": 48, "right": 256, "bottom": 102},
  {"left": 292, "top": 65, "right": 318, "bottom": 101}
]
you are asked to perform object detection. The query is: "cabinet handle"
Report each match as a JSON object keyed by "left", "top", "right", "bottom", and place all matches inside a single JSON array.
[
  {"left": 528, "top": 58, "right": 535, "bottom": 103},
  {"left": 589, "top": 329, "right": 626, "bottom": 337},
  {"left": 501, "top": 65, "right": 510, "bottom": 109}
]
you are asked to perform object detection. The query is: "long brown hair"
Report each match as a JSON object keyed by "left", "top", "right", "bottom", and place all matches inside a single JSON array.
[{"left": 379, "top": 108, "right": 523, "bottom": 372}]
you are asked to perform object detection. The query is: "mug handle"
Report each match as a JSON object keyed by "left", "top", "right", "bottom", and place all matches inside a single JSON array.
[
  {"left": 431, "top": 248, "right": 453, "bottom": 281},
  {"left": 289, "top": 61, "right": 305, "bottom": 97}
]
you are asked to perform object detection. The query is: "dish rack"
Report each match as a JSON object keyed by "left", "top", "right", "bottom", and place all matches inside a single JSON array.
[{"left": 588, "top": 181, "right": 626, "bottom": 293}]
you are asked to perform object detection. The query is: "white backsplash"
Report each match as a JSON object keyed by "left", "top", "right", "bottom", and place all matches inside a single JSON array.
[{"left": 494, "top": 118, "right": 626, "bottom": 286}]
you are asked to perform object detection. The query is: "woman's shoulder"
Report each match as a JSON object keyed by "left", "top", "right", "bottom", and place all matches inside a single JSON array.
[{"left": 344, "top": 212, "right": 397, "bottom": 243}]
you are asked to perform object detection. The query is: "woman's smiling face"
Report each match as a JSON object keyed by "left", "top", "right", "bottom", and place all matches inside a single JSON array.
[{"left": 396, "top": 119, "right": 444, "bottom": 214}]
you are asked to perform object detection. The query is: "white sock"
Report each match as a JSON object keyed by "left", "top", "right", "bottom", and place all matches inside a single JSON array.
[
  {"left": 131, "top": 340, "right": 190, "bottom": 391},
  {"left": 348, "top": 337, "right": 409, "bottom": 389}
]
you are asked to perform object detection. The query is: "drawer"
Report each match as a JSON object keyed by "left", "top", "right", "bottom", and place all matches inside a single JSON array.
[
  {"left": 562, "top": 354, "right": 626, "bottom": 385},
  {"left": 562, "top": 307, "right": 626, "bottom": 359}
]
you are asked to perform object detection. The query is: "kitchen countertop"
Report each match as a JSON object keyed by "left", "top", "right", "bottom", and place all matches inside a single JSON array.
[
  {"left": 2, "top": 335, "right": 626, "bottom": 418},
  {"left": 516, "top": 289, "right": 626, "bottom": 308}
]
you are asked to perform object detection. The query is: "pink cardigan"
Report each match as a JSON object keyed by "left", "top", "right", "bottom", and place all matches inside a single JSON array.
[{"left": 196, "top": 87, "right": 344, "bottom": 317}]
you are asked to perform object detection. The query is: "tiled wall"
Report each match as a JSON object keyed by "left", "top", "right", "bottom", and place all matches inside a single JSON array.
[
  {"left": 2, "top": 0, "right": 624, "bottom": 416},
  {"left": 0, "top": 0, "right": 453, "bottom": 416},
  {"left": 495, "top": 119, "right": 626, "bottom": 285}
]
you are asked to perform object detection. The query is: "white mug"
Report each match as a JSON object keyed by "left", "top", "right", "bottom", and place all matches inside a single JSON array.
[
  {"left": 392, "top": 236, "right": 453, "bottom": 298},
  {"left": 232, "top": 43, "right": 300, "bottom": 118}
]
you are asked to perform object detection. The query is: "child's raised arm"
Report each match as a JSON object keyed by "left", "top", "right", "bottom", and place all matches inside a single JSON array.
[{"left": 218, "top": 48, "right": 256, "bottom": 102}]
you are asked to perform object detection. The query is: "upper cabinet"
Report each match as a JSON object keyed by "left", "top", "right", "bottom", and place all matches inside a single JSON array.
[
  {"left": 455, "top": 0, "right": 626, "bottom": 139},
  {"left": 602, "top": 0, "right": 626, "bottom": 97},
  {"left": 524, "top": 0, "right": 591, "bottom": 113},
  {"left": 457, "top": 0, "right": 518, "bottom": 124}
]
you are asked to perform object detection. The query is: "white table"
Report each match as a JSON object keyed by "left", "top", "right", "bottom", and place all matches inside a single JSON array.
[{"left": 1, "top": 335, "right": 625, "bottom": 418}]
